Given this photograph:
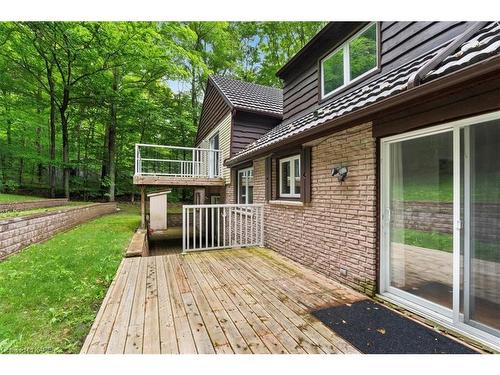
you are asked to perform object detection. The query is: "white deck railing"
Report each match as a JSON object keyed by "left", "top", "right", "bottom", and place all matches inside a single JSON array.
[
  {"left": 134, "top": 143, "right": 223, "bottom": 179},
  {"left": 182, "top": 204, "right": 264, "bottom": 253}
]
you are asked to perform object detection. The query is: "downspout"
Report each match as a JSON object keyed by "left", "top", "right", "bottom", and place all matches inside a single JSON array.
[{"left": 407, "top": 21, "right": 489, "bottom": 89}]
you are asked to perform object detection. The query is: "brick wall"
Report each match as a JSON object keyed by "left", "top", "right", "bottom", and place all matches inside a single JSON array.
[
  {"left": 227, "top": 122, "right": 378, "bottom": 295},
  {"left": 0, "top": 203, "right": 117, "bottom": 261},
  {"left": 0, "top": 198, "right": 68, "bottom": 213}
]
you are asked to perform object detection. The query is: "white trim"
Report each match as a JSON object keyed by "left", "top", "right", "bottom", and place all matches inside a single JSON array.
[
  {"left": 279, "top": 154, "right": 301, "bottom": 198},
  {"left": 452, "top": 127, "right": 461, "bottom": 324},
  {"left": 321, "top": 22, "right": 379, "bottom": 99}
]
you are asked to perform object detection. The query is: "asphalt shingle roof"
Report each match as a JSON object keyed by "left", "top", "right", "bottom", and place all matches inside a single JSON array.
[
  {"left": 228, "top": 22, "right": 500, "bottom": 165},
  {"left": 210, "top": 75, "right": 283, "bottom": 117}
]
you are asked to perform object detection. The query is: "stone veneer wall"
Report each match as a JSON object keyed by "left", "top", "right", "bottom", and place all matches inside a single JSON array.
[
  {"left": 0, "top": 203, "right": 117, "bottom": 260},
  {"left": 227, "top": 122, "right": 378, "bottom": 295},
  {"left": 0, "top": 198, "right": 68, "bottom": 213},
  {"left": 167, "top": 213, "right": 183, "bottom": 227}
]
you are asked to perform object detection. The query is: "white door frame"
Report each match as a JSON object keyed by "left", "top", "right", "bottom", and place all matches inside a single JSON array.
[{"left": 379, "top": 110, "right": 500, "bottom": 350}]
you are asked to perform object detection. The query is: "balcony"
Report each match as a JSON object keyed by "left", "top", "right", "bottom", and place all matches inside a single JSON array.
[{"left": 133, "top": 144, "right": 225, "bottom": 186}]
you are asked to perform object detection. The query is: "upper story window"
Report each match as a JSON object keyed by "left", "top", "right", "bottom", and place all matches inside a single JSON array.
[
  {"left": 321, "top": 23, "right": 378, "bottom": 99},
  {"left": 237, "top": 167, "right": 254, "bottom": 204},
  {"left": 279, "top": 155, "right": 301, "bottom": 198}
]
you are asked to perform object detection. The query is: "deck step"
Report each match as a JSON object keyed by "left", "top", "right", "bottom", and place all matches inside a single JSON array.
[{"left": 125, "top": 229, "right": 148, "bottom": 257}]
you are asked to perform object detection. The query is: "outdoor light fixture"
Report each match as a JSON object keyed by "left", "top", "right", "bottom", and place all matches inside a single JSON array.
[{"left": 331, "top": 166, "right": 348, "bottom": 182}]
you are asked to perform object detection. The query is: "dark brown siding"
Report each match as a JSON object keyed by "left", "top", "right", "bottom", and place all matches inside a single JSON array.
[
  {"left": 195, "top": 81, "right": 231, "bottom": 145},
  {"left": 231, "top": 111, "right": 281, "bottom": 156},
  {"left": 282, "top": 21, "right": 475, "bottom": 122},
  {"left": 373, "top": 73, "right": 500, "bottom": 138}
]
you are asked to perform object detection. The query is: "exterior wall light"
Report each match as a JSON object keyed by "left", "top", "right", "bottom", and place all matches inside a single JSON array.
[{"left": 331, "top": 166, "right": 348, "bottom": 182}]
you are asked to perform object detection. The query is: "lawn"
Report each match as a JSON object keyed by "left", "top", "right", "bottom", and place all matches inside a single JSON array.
[
  {"left": 0, "top": 203, "right": 139, "bottom": 354},
  {"left": 0, "top": 193, "right": 45, "bottom": 203},
  {"left": 0, "top": 201, "right": 92, "bottom": 219},
  {"left": 394, "top": 228, "right": 500, "bottom": 262}
]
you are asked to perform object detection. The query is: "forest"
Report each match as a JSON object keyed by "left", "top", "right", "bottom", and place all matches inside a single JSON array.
[{"left": 0, "top": 22, "right": 324, "bottom": 201}]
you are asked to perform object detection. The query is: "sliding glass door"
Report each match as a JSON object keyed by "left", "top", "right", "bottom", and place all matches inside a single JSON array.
[
  {"left": 381, "top": 111, "right": 500, "bottom": 348},
  {"left": 460, "top": 120, "right": 500, "bottom": 335}
]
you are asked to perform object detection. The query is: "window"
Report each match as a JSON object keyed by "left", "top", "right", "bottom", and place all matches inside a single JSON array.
[
  {"left": 279, "top": 155, "right": 301, "bottom": 198},
  {"left": 209, "top": 132, "right": 220, "bottom": 177},
  {"left": 237, "top": 167, "right": 253, "bottom": 204},
  {"left": 321, "top": 23, "right": 378, "bottom": 98}
]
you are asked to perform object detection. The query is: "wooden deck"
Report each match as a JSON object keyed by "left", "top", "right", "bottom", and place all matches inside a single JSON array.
[{"left": 81, "top": 248, "right": 365, "bottom": 354}]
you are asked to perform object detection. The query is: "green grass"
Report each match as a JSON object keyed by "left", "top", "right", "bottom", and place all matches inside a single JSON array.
[
  {"left": 394, "top": 228, "right": 500, "bottom": 262},
  {"left": 396, "top": 175, "right": 500, "bottom": 203},
  {"left": 0, "top": 202, "right": 92, "bottom": 219},
  {"left": 0, "top": 193, "right": 45, "bottom": 203},
  {"left": 0, "top": 203, "right": 139, "bottom": 353}
]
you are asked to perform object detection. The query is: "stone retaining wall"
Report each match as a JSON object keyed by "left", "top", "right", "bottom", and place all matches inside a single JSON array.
[
  {"left": 0, "top": 198, "right": 68, "bottom": 213},
  {"left": 393, "top": 201, "right": 500, "bottom": 243},
  {"left": 167, "top": 213, "right": 183, "bottom": 227},
  {"left": 0, "top": 203, "right": 117, "bottom": 260}
]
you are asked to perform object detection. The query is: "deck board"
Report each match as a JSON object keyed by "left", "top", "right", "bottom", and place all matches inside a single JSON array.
[{"left": 81, "top": 248, "right": 364, "bottom": 354}]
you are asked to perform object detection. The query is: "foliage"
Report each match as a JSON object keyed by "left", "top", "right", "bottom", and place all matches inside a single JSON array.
[
  {"left": 0, "top": 21, "right": 324, "bottom": 200},
  {"left": 0, "top": 205, "right": 139, "bottom": 353},
  {"left": 0, "top": 193, "right": 45, "bottom": 203}
]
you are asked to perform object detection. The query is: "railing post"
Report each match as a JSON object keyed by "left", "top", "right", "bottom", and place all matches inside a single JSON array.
[
  {"left": 135, "top": 144, "right": 138, "bottom": 175},
  {"left": 192, "top": 148, "right": 196, "bottom": 177},
  {"left": 182, "top": 206, "right": 186, "bottom": 253},
  {"left": 219, "top": 150, "right": 223, "bottom": 178},
  {"left": 260, "top": 205, "right": 264, "bottom": 247}
]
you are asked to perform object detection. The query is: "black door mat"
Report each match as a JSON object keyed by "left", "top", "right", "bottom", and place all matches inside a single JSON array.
[{"left": 312, "top": 300, "right": 478, "bottom": 354}]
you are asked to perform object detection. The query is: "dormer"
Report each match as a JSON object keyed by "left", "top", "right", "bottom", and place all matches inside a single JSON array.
[{"left": 277, "top": 21, "right": 476, "bottom": 121}]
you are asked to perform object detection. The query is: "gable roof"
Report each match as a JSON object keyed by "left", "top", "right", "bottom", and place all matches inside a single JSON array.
[
  {"left": 276, "top": 22, "right": 365, "bottom": 79},
  {"left": 210, "top": 75, "right": 283, "bottom": 118},
  {"left": 227, "top": 22, "right": 500, "bottom": 166}
]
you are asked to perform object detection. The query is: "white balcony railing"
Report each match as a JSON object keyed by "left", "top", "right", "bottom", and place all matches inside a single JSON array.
[{"left": 134, "top": 143, "right": 223, "bottom": 179}]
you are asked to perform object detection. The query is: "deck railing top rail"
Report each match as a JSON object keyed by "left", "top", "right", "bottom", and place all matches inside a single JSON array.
[{"left": 134, "top": 143, "right": 223, "bottom": 179}]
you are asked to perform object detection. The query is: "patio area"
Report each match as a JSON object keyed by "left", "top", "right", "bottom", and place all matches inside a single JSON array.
[{"left": 81, "top": 248, "right": 364, "bottom": 354}]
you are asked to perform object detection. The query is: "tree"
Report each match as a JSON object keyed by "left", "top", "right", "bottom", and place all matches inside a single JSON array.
[{"left": 0, "top": 21, "right": 325, "bottom": 200}]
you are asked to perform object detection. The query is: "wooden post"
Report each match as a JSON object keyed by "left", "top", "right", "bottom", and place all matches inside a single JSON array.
[{"left": 140, "top": 185, "right": 146, "bottom": 229}]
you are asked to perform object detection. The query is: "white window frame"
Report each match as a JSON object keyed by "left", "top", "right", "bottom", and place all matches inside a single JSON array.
[
  {"left": 279, "top": 154, "right": 301, "bottom": 199},
  {"left": 320, "top": 22, "right": 379, "bottom": 99},
  {"left": 237, "top": 167, "right": 253, "bottom": 204}
]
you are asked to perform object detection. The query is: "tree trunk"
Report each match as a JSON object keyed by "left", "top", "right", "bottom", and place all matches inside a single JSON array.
[
  {"left": 100, "top": 118, "right": 110, "bottom": 196},
  {"left": 61, "top": 113, "right": 69, "bottom": 199},
  {"left": 18, "top": 137, "right": 25, "bottom": 186},
  {"left": 60, "top": 85, "right": 70, "bottom": 199},
  {"left": 107, "top": 67, "right": 119, "bottom": 202},
  {"left": 36, "top": 126, "right": 43, "bottom": 184},
  {"left": 46, "top": 64, "right": 57, "bottom": 198}
]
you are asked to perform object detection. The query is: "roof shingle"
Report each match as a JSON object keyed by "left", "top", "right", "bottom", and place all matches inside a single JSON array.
[
  {"left": 210, "top": 75, "right": 283, "bottom": 117},
  {"left": 228, "top": 22, "right": 500, "bottom": 165}
]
